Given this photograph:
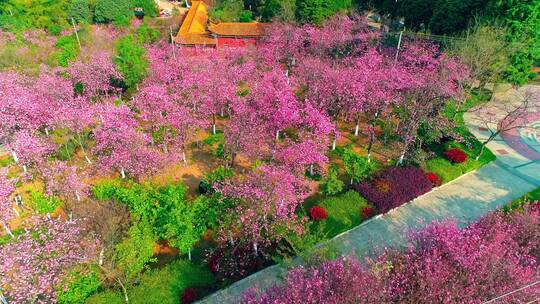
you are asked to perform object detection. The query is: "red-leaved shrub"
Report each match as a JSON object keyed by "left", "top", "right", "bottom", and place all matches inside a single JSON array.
[
  {"left": 354, "top": 167, "right": 432, "bottom": 213},
  {"left": 360, "top": 206, "right": 375, "bottom": 219},
  {"left": 180, "top": 288, "right": 197, "bottom": 304},
  {"left": 426, "top": 172, "right": 442, "bottom": 187},
  {"left": 444, "top": 148, "right": 467, "bottom": 163},
  {"left": 309, "top": 206, "right": 328, "bottom": 221}
]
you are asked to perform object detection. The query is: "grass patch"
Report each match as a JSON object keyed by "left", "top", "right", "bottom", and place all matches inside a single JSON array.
[
  {"left": 0, "top": 155, "right": 14, "bottom": 167},
  {"left": 424, "top": 141, "right": 496, "bottom": 184},
  {"left": 0, "top": 228, "right": 24, "bottom": 245},
  {"left": 503, "top": 187, "right": 540, "bottom": 213},
  {"left": 318, "top": 191, "right": 372, "bottom": 237},
  {"left": 86, "top": 260, "right": 216, "bottom": 304},
  {"left": 425, "top": 90, "right": 496, "bottom": 183},
  {"left": 28, "top": 190, "right": 62, "bottom": 214}
]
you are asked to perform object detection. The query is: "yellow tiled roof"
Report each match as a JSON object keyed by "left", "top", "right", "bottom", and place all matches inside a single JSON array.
[
  {"left": 208, "top": 22, "right": 269, "bottom": 37},
  {"left": 175, "top": 0, "right": 268, "bottom": 46},
  {"left": 175, "top": 0, "right": 216, "bottom": 45},
  {"left": 179, "top": 0, "right": 209, "bottom": 35}
]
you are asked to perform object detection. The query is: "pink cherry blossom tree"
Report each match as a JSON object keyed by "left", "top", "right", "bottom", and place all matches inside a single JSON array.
[
  {"left": 93, "top": 102, "right": 166, "bottom": 180},
  {"left": 0, "top": 216, "right": 99, "bottom": 303},
  {"left": 8, "top": 131, "right": 56, "bottom": 173},
  {"left": 39, "top": 161, "right": 89, "bottom": 203},
  {"left": 67, "top": 52, "right": 123, "bottom": 99},
  {"left": 219, "top": 164, "right": 310, "bottom": 253}
]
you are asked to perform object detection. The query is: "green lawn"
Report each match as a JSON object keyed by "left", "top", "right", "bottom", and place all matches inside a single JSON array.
[
  {"left": 424, "top": 90, "right": 496, "bottom": 184},
  {"left": 86, "top": 260, "right": 215, "bottom": 304},
  {"left": 317, "top": 191, "right": 373, "bottom": 237}
]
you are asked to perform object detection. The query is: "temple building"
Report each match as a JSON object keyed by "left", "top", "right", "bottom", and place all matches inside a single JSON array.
[{"left": 173, "top": 0, "right": 268, "bottom": 48}]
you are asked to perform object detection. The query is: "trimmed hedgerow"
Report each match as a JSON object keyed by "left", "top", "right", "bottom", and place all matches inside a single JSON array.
[{"left": 354, "top": 167, "right": 432, "bottom": 213}]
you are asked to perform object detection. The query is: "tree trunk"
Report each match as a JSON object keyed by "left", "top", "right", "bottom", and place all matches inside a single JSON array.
[
  {"left": 77, "top": 133, "right": 92, "bottom": 164},
  {"left": 354, "top": 117, "right": 360, "bottom": 136},
  {"left": 188, "top": 249, "right": 192, "bottom": 261},
  {"left": 275, "top": 130, "right": 280, "bottom": 141},
  {"left": 2, "top": 221, "right": 13, "bottom": 239},
  {"left": 229, "top": 232, "right": 234, "bottom": 246},
  {"left": 120, "top": 167, "right": 126, "bottom": 179},
  {"left": 117, "top": 279, "right": 129, "bottom": 303},
  {"left": 309, "top": 164, "right": 314, "bottom": 176},
  {"left": 253, "top": 242, "right": 258, "bottom": 255},
  {"left": 99, "top": 248, "right": 105, "bottom": 266},
  {"left": 367, "top": 131, "right": 375, "bottom": 163},
  {"left": 45, "top": 127, "right": 49, "bottom": 136},
  {"left": 11, "top": 151, "right": 18, "bottom": 163},
  {"left": 212, "top": 114, "right": 217, "bottom": 135},
  {"left": 332, "top": 132, "right": 337, "bottom": 150},
  {"left": 22, "top": 165, "right": 27, "bottom": 173}
]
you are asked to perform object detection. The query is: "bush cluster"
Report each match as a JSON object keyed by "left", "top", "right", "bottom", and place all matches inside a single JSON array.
[
  {"left": 309, "top": 206, "right": 328, "bottom": 221},
  {"left": 444, "top": 147, "right": 468, "bottom": 163},
  {"left": 354, "top": 167, "right": 432, "bottom": 213},
  {"left": 425, "top": 172, "right": 442, "bottom": 187}
]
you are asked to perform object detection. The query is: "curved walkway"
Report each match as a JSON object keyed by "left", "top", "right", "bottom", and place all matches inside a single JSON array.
[{"left": 197, "top": 86, "right": 540, "bottom": 304}]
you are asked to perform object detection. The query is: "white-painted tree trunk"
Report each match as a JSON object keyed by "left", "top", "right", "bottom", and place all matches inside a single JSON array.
[
  {"left": 275, "top": 130, "right": 280, "bottom": 141},
  {"left": 2, "top": 221, "right": 13, "bottom": 239},
  {"left": 398, "top": 153, "right": 405, "bottom": 166},
  {"left": 188, "top": 249, "right": 192, "bottom": 261},
  {"left": 45, "top": 128, "right": 49, "bottom": 136},
  {"left": 354, "top": 124, "right": 359, "bottom": 136},
  {"left": 212, "top": 124, "right": 216, "bottom": 135},
  {"left": 367, "top": 152, "right": 372, "bottom": 163},
  {"left": 84, "top": 155, "right": 92, "bottom": 164},
  {"left": 120, "top": 167, "right": 126, "bottom": 179},
  {"left": 309, "top": 164, "right": 314, "bottom": 176},
  {"left": 99, "top": 248, "right": 105, "bottom": 266},
  {"left": 229, "top": 232, "right": 234, "bottom": 246},
  {"left": 12, "top": 208, "right": 19, "bottom": 217},
  {"left": 332, "top": 138, "right": 336, "bottom": 150},
  {"left": 253, "top": 242, "right": 258, "bottom": 255},
  {"left": 75, "top": 191, "right": 81, "bottom": 202},
  {"left": 11, "top": 151, "right": 18, "bottom": 163},
  {"left": 182, "top": 151, "right": 187, "bottom": 164},
  {"left": 22, "top": 165, "right": 27, "bottom": 173}
]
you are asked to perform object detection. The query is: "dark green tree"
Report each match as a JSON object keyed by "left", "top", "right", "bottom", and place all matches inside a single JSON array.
[
  {"left": 115, "top": 34, "right": 148, "bottom": 89},
  {"left": 133, "top": 0, "right": 158, "bottom": 17},
  {"left": 489, "top": 0, "right": 540, "bottom": 84},
  {"left": 68, "top": 0, "right": 92, "bottom": 24},
  {"left": 296, "top": 0, "right": 351, "bottom": 24},
  {"left": 94, "top": 0, "right": 132, "bottom": 23}
]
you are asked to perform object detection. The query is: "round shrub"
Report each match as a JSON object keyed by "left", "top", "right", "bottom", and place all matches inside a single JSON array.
[
  {"left": 426, "top": 172, "right": 442, "bottom": 187},
  {"left": 309, "top": 206, "right": 328, "bottom": 221},
  {"left": 180, "top": 288, "right": 197, "bottom": 304},
  {"left": 444, "top": 148, "right": 467, "bottom": 163},
  {"left": 360, "top": 206, "right": 375, "bottom": 219}
]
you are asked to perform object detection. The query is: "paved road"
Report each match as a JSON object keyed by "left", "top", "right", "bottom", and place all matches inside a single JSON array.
[{"left": 197, "top": 86, "right": 540, "bottom": 303}]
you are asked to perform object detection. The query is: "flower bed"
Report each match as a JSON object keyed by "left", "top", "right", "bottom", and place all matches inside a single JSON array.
[{"left": 354, "top": 167, "right": 432, "bottom": 213}]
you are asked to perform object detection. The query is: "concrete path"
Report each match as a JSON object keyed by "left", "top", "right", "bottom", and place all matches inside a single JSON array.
[{"left": 197, "top": 86, "right": 540, "bottom": 304}]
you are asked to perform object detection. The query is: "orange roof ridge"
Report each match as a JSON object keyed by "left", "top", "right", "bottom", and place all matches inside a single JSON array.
[
  {"left": 208, "top": 22, "right": 269, "bottom": 37},
  {"left": 178, "top": 0, "right": 209, "bottom": 35}
]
